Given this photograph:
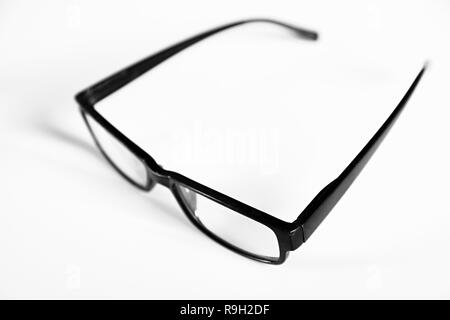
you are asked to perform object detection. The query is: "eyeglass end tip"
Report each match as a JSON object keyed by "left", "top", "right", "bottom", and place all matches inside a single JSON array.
[{"left": 300, "top": 30, "right": 319, "bottom": 41}]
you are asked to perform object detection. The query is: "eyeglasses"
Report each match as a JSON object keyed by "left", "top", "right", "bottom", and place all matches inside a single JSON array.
[{"left": 75, "top": 18, "right": 427, "bottom": 264}]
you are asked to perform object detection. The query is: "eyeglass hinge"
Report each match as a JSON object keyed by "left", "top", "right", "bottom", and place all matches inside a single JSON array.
[{"left": 289, "top": 224, "right": 305, "bottom": 251}]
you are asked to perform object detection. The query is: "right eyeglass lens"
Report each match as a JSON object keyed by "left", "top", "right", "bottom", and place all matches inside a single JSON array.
[
  {"left": 177, "top": 185, "right": 280, "bottom": 259},
  {"left": 84, "top": 113, "right": 149, "bottom": 188}
]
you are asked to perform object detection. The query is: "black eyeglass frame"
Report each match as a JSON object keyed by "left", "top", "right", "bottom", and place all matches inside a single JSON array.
[{"left": 75, "top": 18, "right": 427, "bottom": 264}]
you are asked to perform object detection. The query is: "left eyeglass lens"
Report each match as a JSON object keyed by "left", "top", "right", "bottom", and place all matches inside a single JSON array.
[
  {"left": 177, "top": 185, "right": 280, "bottom": 260},
  {"left": 84, "top": 113, "right": 149, "bottom": 187}
]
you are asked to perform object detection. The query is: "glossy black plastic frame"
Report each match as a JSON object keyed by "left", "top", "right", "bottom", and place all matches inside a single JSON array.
[{"left": 75, "top": 18, "right": 427, "bottom": 264}]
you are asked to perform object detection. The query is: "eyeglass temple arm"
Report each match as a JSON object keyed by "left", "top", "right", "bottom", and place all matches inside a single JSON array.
[
  {"left": 294, "top": 63, "right": 427, "bottom": 243},
  {"left": 75, "top": 18, "right": 318, "bottom": 106}
]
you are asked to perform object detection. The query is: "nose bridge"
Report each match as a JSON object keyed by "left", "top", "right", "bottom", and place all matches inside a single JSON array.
[
  {"left": 149, "top": 169, "right": 172, "bottom": 188},
  {"left": 142, "top": 156, "right": 172, "bottom": 188}
]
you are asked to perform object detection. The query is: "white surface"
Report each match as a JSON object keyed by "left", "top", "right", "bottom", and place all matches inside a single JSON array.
[{"left": 1, "top": 0, "right": 449, "bottom": 299}]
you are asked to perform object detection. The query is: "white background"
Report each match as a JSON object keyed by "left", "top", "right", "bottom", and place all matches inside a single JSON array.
[{"left": 1, "top": 0, "right": 449, "bottom": 299}]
